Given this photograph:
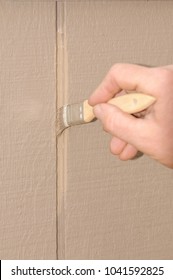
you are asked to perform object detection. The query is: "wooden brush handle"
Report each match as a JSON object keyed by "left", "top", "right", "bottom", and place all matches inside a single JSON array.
[{"left": 83, "top": 93, "right": 156, "bottom": 123}]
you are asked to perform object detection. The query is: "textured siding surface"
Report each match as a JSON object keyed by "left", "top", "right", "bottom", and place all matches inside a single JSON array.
[
  {"left": 57, "top": 1, "right": 173, "bottom": 259},
  {"left": 0, "top": 0, "right": 173, "bottom": 260},
  {"left": 0, "top": 1, "right": 56, "bottom": 259}
]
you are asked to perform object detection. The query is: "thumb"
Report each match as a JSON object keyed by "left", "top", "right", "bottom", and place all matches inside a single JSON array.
[{"left": 94, "top": 103, "right": 145, "bottom": 147}]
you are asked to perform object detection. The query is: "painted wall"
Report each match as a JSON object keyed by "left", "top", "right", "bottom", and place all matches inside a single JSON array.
[
  {"left": 0, "top": 0, "right": 173, "bottom": 260},
  {"left": 58, "top": 1, "right": 173, "bottom": 259},
  {"left": 0, "top": 1, "right": 56, "bottom": 259}
]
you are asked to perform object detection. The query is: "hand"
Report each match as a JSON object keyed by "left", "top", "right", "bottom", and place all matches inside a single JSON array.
[{"left": 88, "top": 63, "right": 173, "bottom": 168}]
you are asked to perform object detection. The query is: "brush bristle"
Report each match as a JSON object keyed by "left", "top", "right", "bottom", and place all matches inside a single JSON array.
[
  {"left": 57, "top": 102, "right": 86, "bottom": 136},
  {"left": 56, "top": 105, "right": 69, "bottom": 135}
]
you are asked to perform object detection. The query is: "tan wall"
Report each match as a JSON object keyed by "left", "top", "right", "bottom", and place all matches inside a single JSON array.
[
  {"left": 0, "top": 1, "right": 56, "bottom": 259},
  {"left": 57, "top": 0, "right": 173, "bottom": 259},
  {"left": 0, "top": 0, "right": 173, "bottom": 260}
]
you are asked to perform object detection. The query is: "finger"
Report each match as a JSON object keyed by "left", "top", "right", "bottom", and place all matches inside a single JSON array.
[
  {"left": 132, "top": 109, "right": 147, "bottom": 118},
  {"left": 119, "top": 144, "right": 138, "bottom": 161},
  {"left": 88, "top": 63, "right": 156, "bottom": 106},
  {"left": 110, "top": 137, "right": 127, "bottom": 155},
  {"left": 161, "top": 65, "right": 173, "bottom": 70},
  {"left": 94, "top": 103, "right": 146, "bottom": 148}
]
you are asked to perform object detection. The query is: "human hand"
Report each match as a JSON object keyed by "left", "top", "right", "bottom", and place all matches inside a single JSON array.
[{"left": 88, "top": 64, "right": 173, "bottom": 168}]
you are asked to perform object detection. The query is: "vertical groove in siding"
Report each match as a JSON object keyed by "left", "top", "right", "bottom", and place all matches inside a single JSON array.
[
  {"left": 56, "top": 1, "right": 68, "bottom": 259},
  {"left": 59, "top": 0, "right": 173, "bottom": 259},
  {"left": 55, "top": 0, "right": 58, "bottom": 260}
]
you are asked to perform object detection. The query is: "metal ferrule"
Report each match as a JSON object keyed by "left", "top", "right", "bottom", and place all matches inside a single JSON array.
[{"left": 66, "top": 103, "right": 85, "bottom": 126}]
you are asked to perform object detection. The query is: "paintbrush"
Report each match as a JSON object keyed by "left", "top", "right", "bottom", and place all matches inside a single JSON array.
[{"left": 57, "top": 92, "right": 156, "bottom": 135}]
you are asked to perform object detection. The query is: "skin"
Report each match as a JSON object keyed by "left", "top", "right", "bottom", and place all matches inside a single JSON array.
[{"left": 88, "top": 63, "right": 173, "bottom": 169}]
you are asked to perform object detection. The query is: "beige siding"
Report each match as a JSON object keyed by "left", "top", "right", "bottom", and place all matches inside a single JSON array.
[
  {"left": 57, "top": 0, "right": 173, "bottom": 259},
  {"left": 0, "top": 0, "right": 173, "bottom": 260},
  {"left": 0, "top": 1, "right": 57, "bottom": 259}
]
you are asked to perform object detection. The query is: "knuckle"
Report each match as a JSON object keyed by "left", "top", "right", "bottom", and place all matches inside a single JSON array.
[
  {"left": 161, "top": 68, "right": 173, "bottom": 83},
  {"left": 103, "top": 126, "right": 109, "bottom": 133},
  {"left": 102, "top": 116, "right": 109, "bottom": 132},
  {"left": 103, "top": 114, "right": 116, "bottom": 134},
  {"left": 108, "top": 66, "right": 116, "bottom": 80},
  {"left": 153, "top": 68, "right": 173, "bottom": 88},
  {"left": 109, "top": 63, "right": 123, "bottom": 76}
]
